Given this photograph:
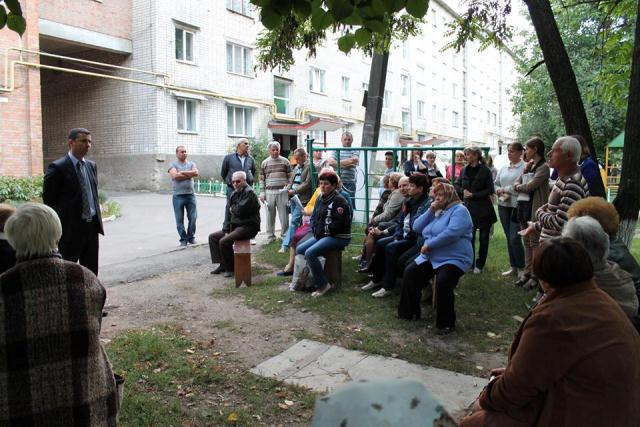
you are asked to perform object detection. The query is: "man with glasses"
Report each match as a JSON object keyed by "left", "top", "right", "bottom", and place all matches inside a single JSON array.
[
  {"left": 168, "top": 146, "right": 199, "bottom": 247},
  {"left": 209, "top": 171, "right": 260, "bottom": 277}
]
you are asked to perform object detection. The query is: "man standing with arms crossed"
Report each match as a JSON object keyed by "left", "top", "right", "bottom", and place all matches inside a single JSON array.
[
  {"left": 43, "top": 128, "right": 103, "bottom": 275},
  {"left": 328, "top": 131, "right": 359, "bottom": 208},
  {"left": 168, "top": 146, "right": 199, "bottom": 247},
  {"left": 221, "top": 139, "right": 256, "bottom": 232}
]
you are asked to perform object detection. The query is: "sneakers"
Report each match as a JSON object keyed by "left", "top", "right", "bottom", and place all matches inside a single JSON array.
[
  {"left": 278, "top": 247, "right": 287, "bottom": 253},
  {"left": 179, "top": 241, "right": 188, "bottom": 247},
  {"left": 473, "top": 267, "right": 482, "bottom": 274},
  {"left": 276, "top": 270, "right": 293, "bottom": 277},
  {"left": 312, "top": 283, "right": 332, "bottom": 297},
  {"left": 360, "top": 281, "right": 380, "bottom": 291},
  {"left": 371, "top": 288, "right": 390, "bottom": 298},
  {"left": 188, "top": 238, "right": 196, "bottom": 245},
  {"left": 501, "top": 268, "right": 516, "bottom": 277}
]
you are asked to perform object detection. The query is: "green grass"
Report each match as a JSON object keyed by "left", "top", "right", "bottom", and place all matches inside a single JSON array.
[
  {"left": 106, "top": 325, "right": 316, "bottom": 426},
  {"left": 216, "top": 227, "right": 536, "bottom": 375}
]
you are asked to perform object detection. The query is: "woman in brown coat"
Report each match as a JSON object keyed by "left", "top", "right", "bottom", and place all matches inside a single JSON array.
[
  {"left": 460, "top": 238, "right": 640, "bottom": 427},
  {"left": 0, "top": 203, "right": 119, "bottom": 426}
]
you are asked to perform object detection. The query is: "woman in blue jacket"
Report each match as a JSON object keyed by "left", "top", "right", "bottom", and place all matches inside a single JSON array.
[{"left": 398, "top": 182, "right": 473, "bottom": 335}]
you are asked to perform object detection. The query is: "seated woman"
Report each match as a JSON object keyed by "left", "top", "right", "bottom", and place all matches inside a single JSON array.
[
  {"left": 397, "top": 182, "right": 473, "bottom": 334},
  {"left": 296, "top": 170, "right": 352, "bottom": 297},
  {"left": 561, "top": 216, "right": 638, "bottom": 321},
  {"left": 403, "top": 145, "right": 429, "bottom": 176},
  {"left": 357, "top": 172, "right": 405, "bottom": 271},
  {"left": 461, "top": 238, "right": 640, "bottom": 427},
  {"left": 0, "top": 203, "right": 119, "bottom": 425}
]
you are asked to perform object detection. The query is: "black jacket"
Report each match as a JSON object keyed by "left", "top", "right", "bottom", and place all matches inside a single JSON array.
[
  {"left": 454, "top": 163, "right": 497, "bottom": 229},
  {"left": 0, "top": 239, "right": 16, "bottom": 275},
  {"left": 312, "top": 191, "right": 352, "bottom": 240},
  {"left": 392, "top": 194, "right": 431, "bottom": 241},
  {"left": 43, "top": 155, "right": 104, "bottom": 244},
  {"left": 224, "top": 184, "right": 260, "bottom": 234},
  {"left": 220, "top": 153, "right": 256, "bottom": 187}
]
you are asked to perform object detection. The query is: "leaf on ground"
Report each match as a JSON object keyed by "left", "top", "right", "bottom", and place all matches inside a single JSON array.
[
  {"left": 278, "top": 403, "right": 290, "bottom": 410},
  {"left": 227, "top": 412, "right": 238, "bottom": 423},
  {"left": 284, "top": 399, "right": 294, "bottom": 406},
  {"left": 185, "top": 348, "right": 195, "bottom": 354}
]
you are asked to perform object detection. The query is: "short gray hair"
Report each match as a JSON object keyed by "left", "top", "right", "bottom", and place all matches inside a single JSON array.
[
  {"left": 236, "top": 138, "right": 249, "bottom": 147},
  {"left": 267, "top": 141, "right": 280, "bottom": 150},
  {"left": 232, "top": 171, "right": 247, "bottom": 181},
  {"left": 555, "top": 136, "right": 581, "bottom": 163},
  {"left": 293, "top": 148, "right": 307, "bottom": 157},
  {"left": 5, "top": 203, "right": 62, "bottom": 259},
  {"left": 561, "top": 216, "right": 609, "bottom": 268}
]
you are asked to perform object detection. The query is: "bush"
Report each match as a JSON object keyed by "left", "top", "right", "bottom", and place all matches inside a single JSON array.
[{"left": 0, "top": 176, "right": 43, "bottom": 203}]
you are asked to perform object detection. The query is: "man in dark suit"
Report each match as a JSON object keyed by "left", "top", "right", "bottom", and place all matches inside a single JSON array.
[{"left": 43, "top": 128, "right": 103, "bottom": 275}]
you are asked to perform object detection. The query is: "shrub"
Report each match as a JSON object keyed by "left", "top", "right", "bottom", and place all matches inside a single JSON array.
[{"left": 0, "top": 176, "right": 43, "bottom": 203}]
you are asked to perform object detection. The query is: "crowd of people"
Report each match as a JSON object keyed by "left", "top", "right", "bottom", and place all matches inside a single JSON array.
[{"left": 1, "top": 126, "right": 639, "bottom": 425}]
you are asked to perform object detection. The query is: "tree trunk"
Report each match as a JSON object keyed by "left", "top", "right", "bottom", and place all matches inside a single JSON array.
[
  {"left": 361, "top": 52, "right": 389, "bottom": 148},
  {"left": 613, "top": 0, "right": 640, "bottom": 247},
  {"left": 523, "top": 0, "right": 606, "bottom": 198}
]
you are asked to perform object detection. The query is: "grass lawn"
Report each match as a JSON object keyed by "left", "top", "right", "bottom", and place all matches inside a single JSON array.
[
  {"left": 106, "top": 325, "right": 316, "bottom": 426},
  {"left": 213, "top": 224, "right": 539, "bottom": 375}
]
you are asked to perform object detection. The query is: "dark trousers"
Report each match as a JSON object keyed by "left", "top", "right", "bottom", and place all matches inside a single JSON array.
[
  {"left": 223, "top": 186, "right": 233, "bottom": 231},
  {"left": 382, "top": 243, "right": 420, "bottom": 290},
  {"left": 498, "top": 206, "right": 525, "bottom": 269},
  {"left": 59, "top": 218, "right": 100, "bottom": 275},
  {"left": 398, "top": 261, "right": 464, "bottom": 328},
  {"left": 371, "top": 238, "right": 413, "bottom": 290},
  {"left": 472, "top": 227, "right": 491, "bottom": 270},
  {"left": 208, "top": 226, "right": 255, "bottom": 272}
]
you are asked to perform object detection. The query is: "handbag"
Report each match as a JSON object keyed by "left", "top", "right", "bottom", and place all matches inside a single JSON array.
[{"left": 515, "top": 200, "right": 533, "bottom": 223}]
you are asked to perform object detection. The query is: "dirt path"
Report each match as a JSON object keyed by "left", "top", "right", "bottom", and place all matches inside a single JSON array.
[{"left": 102, "top": 262, "right": 323, "bottom": 369}]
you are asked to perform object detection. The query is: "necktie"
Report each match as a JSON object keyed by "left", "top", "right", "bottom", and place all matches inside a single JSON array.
[{"left": 76, "top": 161, "right": 91, "bottom": 219}]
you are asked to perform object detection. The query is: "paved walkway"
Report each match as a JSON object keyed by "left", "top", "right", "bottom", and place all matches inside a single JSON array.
[{"left": 251, "top": 339, "right": 483, "bottom": 415}]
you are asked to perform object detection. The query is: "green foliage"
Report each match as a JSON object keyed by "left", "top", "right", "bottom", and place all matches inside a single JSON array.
[
  {"left": 252, "top": 0, "right": 424, "bottom": 70},
  {"left": 511, "top": 1, "right": 629, "bottom": 155},
  {"left": 0, "top": 176, "right": 43, "bottom": 203},
  {"left": 0, "top": 0, "right": 26, "bottom": 35}
]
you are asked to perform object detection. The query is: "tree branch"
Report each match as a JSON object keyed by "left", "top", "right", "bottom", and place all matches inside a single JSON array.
[{"left": 525, "top": 59, "right": 546, "bottom": 77}]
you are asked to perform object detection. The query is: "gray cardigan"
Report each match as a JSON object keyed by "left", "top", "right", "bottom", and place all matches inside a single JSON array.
[{"left": 372, "top": 188, "right": 404, "bottom": 223}]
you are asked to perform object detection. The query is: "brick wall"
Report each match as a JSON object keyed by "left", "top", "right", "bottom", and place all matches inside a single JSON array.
[
  {"left": 39, "top": 0, "right": 131, "bottom": 39},
  {"left": 0, "top": 0, "right": 43, "bottom": 177}
]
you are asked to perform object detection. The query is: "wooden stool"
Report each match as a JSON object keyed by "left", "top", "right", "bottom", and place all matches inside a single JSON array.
[
  {"left": 324, "top": 249, "right": 343, "bottom": 289},
  {"left": 233, "top": 240, "right": 252, "bottom": 288}
]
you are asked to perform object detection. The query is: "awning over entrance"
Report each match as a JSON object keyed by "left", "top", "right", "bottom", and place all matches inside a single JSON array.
[{"left": 268, "top": 117, "right": 348, "bottom": 136}]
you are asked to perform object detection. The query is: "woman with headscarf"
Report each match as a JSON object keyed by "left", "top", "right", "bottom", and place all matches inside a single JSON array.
[
  {"left": 397, "top": 182, "right": 473, "bottom": 335},
  {"left": 454, "top": 146, "right": 497, "bottom": 274}
]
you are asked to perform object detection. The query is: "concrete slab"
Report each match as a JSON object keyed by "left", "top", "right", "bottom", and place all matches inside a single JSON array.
[{"left": 251, "top": 339, "right": 484, "bottom": 415}]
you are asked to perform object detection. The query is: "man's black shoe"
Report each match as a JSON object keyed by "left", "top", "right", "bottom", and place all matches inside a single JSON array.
[{"left": 210, "top": 265, "right": 225, "bottom": 275}]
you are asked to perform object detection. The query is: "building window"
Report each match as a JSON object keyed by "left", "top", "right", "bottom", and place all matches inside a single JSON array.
[
  {"left": 226, "top": 0, "right": 250, "bottom": 16},
  {"left": 431, "top": 9, "right": 437, "bottom": 27},
  {"left": 452, "top": 111, "right": 459, "bottom": 128},
  {"left": 308, "top": 130, "right": 325, "bottom": 144},
  {"left": 432, "top": 105, "right": 437, "bottom": 122},
  {"left": 177, "top": 99, "right": 197, "bottom": 132},
  {"left": 175, "top": 28, "right": 194, "bottom": 62},
  {"left": 432, "top": 72, "right": 437, "bottom": 91},
  {"left": 383, "top": 90, "right": 392, "bottom": 109},
  {"left": 362, "top": 82, "right": 369, "bottom": 91},
  {"left": 417, "top": 65, "right": 425, "bottom": 85},
  {"left": 226, "top": 42, "right": 252, "bottom": 76},
  {"left": 402, "top": 40, "right": 409, "bottom": 59},
  {"left": 227, "top": 105, "right": 253, "bottom": 136},
  {"left": 309, "top": 67, "right": 326, "bottom": 93},
  {"left": 417, "top": 100, "right": 425, "bottom": 119},
  {"left": 274, "top": 78, "right": 291, "bottom": 115},
  {"left": 492, "top": 112, "right": 497, "bottom": 126},
  {"left": 452, "top": 83, "right": 458, "bottom": 98},
  {"left": 441, "top": 107, "right": 447, "bottom": 124},
  {"left": 379, "top": 128, "right": 398, "bottom": 146},
  {"left": 487, "top": 110, "right": 491, "bottom": 124},
  {"left": 341, "top": 76, "right": 350, "bottom": 100},
  {"left": 401, "top": 74, "right": 409, "bottom": 96},
  {"left": 402, "top": 110, "right": 410, "bottom": 134}
]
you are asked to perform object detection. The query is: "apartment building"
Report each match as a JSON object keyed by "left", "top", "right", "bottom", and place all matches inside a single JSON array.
[{"left": 0, "top": 0, "right": 519, "bottom": 190}]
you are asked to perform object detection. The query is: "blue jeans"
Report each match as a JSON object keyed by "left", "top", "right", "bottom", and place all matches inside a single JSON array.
[
  {"left": 282, "top": 202, "right": 302, "bottom": 249},
  {"left": 172, "top": 193, "right": 197, "bottom": 243},
  {"left": 342, "top": 181, "right": 356, "bottom": 210},
  {"left": 498, "top": 205, "right": 525, "bottom": 269},
  {"left": 296, "top": 236, "right": 350, "bottom": 289}
]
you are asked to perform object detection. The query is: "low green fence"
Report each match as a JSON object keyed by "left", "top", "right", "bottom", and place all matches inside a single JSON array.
[{"left": 194, "top": 180, "right": 261, "bottom": 196}]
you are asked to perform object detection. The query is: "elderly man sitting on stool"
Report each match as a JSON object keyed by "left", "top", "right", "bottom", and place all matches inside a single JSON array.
[{"left": 209, "top": 171, "right": 260, "bottom": 278}]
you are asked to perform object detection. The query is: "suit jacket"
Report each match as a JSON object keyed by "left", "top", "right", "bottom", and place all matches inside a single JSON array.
[{"left": 43, "top": 155, "right": 104, "bottom": 244}]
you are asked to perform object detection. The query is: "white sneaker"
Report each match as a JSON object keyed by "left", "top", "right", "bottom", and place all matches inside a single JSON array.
[
  {"left": 312, "top": 283, "right": 332, "bottom": 297},
  {"left": 371, "top": 288, "right": 390, "bottom": 298},
  {"left": 361, "top": 281, "right": 379, "bottom": 291},
  {"left": 473, "top": 267, "right": 482, "bottom": 274},
  {"left": 501, "top": 268, "right": 515, "bottom": 277},
  {"left": 278, "top": 247, "right": 287, "bottom": 253}
]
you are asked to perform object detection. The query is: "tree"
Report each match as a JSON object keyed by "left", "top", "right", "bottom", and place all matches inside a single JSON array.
[
  {"left": 452, "top": 0, "right": 638, "bottom": 244},
  {"left": 0, "top": 0, "right": 25, "bottom": 35}
]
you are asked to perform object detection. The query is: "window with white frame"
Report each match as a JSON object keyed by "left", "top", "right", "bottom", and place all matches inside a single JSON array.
[
  {"left": 226, "top": 42, "right": 252, "bottom": 76},
  {"left": 452, "top": 83, "right": 457, "bottom": 98},
  {"left": 452, "top": 111, "right": 459, "bottom": 128},
  {"left": 432, "top": 72, "right": 437, "bottom": 91},
  {"left": 417, "top": 65, "right": 425, "bottom": 85},
  {"left": 308, "top": 130, "right": 325, "bottom": 144},
  {"left": 402, "top": 40, "right": 409, "bottom": 59},
  {"left": 431, "top": 9, "right": 437, "bottom": 27},
  {"left": 227, "top": 105, "right": 253, "bottom": 136},
  {"left": 441, "top": 107, "right": 447, "bottom": 124},
  {"left": 226, "top": 0, "right": 250, "bottom": 16},
  {"left": 341, "top": 76, "right": 350, "bottom": 100},
  {"left": 383, "top": 90, "right": 392, "bottom": 109},
  {"left": 417, "top": 100, "right": 425, "bottom": 119},
  {"left": 402, "top": 110, "right": 410, "bottom": 134},
  {"left": 401, "top": 74, "right": 409, "bottom": 96},
  {"left": 432, "top": 105, "right": 437, "bottom": 122},
  {"left": 177, "top": 99, "right": 197, "bottom": 132},
  {"left": 274, "top": 78, "right": 291, "bottom": 115},
  {"left": 309, "top": 67, "right": 326, "bottom": 93},
  {"left": 379, "top": 128, "right": 398, "bottom": 146},
  {"left": 492, "top": 113, "right": 497, "bottom": 126},
  {"left": 175, "top": 27, "right": 194, "bottom": 62}
]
